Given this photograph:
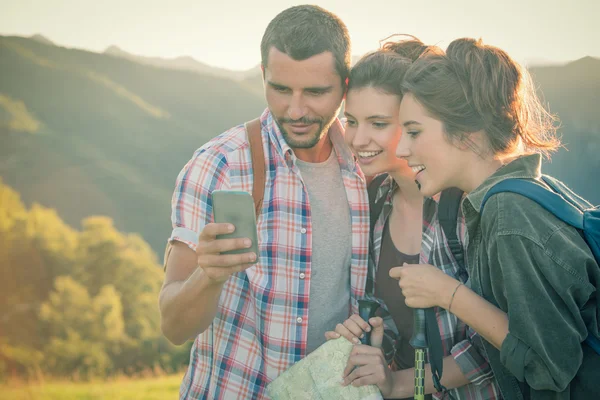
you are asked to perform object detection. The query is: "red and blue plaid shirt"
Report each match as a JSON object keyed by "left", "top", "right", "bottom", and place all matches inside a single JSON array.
[
  {"left": 169, "top": 109, "right": 370, "bottom": 399},
  {"left": 367, "top": 177, "right": 501, "bottom": 400}
]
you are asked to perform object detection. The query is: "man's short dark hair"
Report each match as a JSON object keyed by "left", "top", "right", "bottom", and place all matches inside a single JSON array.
[{"left": 261, "top": 5, "right": 351, "bottom": 85}]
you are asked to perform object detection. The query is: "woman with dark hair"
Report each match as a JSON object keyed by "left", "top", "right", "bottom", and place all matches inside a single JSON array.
[
  {"left": 388, "top": 38, "right": 600, "bottom": 399},
  {"left": 325, "top": 37, "right": 501, "bottom": 400}
]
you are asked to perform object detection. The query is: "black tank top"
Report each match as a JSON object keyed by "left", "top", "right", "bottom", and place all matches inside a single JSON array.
[{"left": 375, "top": 218, "right": 420, "bottom": 370}]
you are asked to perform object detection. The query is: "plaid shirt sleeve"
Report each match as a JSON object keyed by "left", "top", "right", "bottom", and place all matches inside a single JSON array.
[
  {"left": 451, "top": 326, "right": 496, "bottom": 386},
  {"left": 169, "top": 147, "right": 231, "bottom": 251}
]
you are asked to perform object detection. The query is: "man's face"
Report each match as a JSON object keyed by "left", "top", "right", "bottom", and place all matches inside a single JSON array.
[{"left": 263, "top": 47, "right": 345, "bottom": 150}]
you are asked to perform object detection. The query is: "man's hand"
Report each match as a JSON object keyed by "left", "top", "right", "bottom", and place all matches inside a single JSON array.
[{"left": 196, "top": 223, "right": 258, "bottom": 283}]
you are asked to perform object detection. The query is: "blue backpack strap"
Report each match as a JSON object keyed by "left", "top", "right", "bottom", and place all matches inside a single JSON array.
[
  {"left": 540, "top": 175, "right": 593, "bottom": 211},
  {"left": 481, "top": 179, "right": 585, "bottom": 230},
  {"left": 588, "top": 335, "right": 600, "bottom": 354}
]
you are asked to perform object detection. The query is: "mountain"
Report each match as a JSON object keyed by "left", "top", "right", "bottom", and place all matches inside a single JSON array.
[
  {"left": 529, "top": 57, "right": 600, "bottom": 202},
  {"left": 0, "top": 35, "right": 266, "bottom": 253},
  {"left": 104, "top": 44, "right": 261, "bottom": 81},
  {"left": 0, "top": 35, "right": 598, "bottom": 256},
  {"left": 30, "top": 33, "right": 55, "bottom": 46}
]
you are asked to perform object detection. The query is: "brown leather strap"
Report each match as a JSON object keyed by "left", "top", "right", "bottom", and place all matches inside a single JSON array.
[{"left": 245, "top": 118, "right": 265, "bottom": 216}]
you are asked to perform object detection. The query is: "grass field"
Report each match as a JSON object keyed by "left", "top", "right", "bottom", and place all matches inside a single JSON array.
[{"left": 1, "top": 374, "right": 183, "bottom": 400}]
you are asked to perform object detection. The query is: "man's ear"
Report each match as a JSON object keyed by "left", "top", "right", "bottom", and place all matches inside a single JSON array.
[{"left": 261, "top": 64, "right": 265, "bottom": 80}]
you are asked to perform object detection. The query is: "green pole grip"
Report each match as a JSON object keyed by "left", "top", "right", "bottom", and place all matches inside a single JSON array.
[{"left": 414, "top": 348, "right": 426, "bottom": 400}]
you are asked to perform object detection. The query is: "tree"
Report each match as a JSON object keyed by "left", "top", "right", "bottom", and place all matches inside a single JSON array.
[{"left": 39, "top": 276, "right": 127, "bottom": 378}]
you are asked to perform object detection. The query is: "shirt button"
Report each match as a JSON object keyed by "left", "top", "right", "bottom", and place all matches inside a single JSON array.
[
  {"left": 299, "top": 272, "right": 306, "bottom": 279},
  {"left": 296, "top": 317, "right": 303, "bottom": 323},
  {"left": 300, "top": 228, "right": 307, "bottom": 234}
]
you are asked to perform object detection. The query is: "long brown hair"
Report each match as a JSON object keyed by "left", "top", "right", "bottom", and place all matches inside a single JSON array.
[
  {"left": 348, "top": 35, "right": 442, "bottom": 96},
  {"left": 401, "top": 38, "right": 560, "bottom": 157}
]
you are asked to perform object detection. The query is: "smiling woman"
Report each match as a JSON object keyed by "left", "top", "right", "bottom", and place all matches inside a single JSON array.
[
  {"left": 396, "top": 93, "right": 471, "bottom": 198},
  {"left": 394, "top": 37, "right": 600, "bottom": 399},
  {"left": 344, "top": 87, "right": 403, "bottom": 175}
]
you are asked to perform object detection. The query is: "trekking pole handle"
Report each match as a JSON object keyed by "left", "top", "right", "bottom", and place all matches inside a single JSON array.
[{"left": 357, "top": 299, "right": 380, "bottom": 345}]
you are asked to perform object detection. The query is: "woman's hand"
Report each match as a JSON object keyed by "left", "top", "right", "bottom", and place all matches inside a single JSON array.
[
  {"left": 324, "top": 315, "right": 385, "bottom": 348},
  {"left": 341, "top": 343, "right": 395, "bottom": 397},
  {"left": 390, "top": 263, "right": 460, "bottom": 310}
]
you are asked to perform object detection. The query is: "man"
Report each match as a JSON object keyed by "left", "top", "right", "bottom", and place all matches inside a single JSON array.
[{"left": 159, "top": 5, "right": 370, "bottom": 399}]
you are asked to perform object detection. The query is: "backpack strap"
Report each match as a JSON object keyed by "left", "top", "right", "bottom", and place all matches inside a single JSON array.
[
  {"left": 439, "top": 188, "right": 468, "bottom": 283},
  {"left": 425, "top": 307, "right": 447, "bottom": 395},
  {"left": 481, "top": 179, "right": 584, "bottom": 229},
  {"left": 541, "top": 175, "right": 593, "bottom": 210},
  {"left": 368, "top": 173, "right": 389, "bottom": 235},
  {"left": 429, "top": 187, "right": 464, "bottom": 396},
  {"left": 365, "top": 173, "right": 389, "bottom": 296},
  {"left": 245, "top": 118, "right": 265, "bottom": 216}
]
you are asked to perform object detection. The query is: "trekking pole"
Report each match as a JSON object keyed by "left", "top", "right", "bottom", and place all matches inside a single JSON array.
[
  {"left": 410, "top": 308, "right": 427, "bottom": 400},
  {"left": 357, "top": 299, "right": 380, "bottom": 345}
]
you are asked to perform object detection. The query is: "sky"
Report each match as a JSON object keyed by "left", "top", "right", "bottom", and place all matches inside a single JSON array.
[{"left": 1, "top": 0, "right": 599, "bottom": 71}]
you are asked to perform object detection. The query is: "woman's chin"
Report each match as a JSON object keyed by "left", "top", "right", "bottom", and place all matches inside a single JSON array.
[
  {"left": 419, "top": 180, "right": 452, "bottom": 198},
  {"left": 416, "top": 180, "right": 435, "bottom": 197},
  {"left": 360, "top": 164, "right": 386, "bottom": 178}
]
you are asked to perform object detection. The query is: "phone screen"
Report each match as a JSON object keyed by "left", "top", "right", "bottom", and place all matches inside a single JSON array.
[{"left": 212, "top": 190, "right": 259, "bottom": 257}]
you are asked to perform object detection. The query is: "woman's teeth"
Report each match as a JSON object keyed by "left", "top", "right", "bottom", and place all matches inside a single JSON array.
[
  {"left": 358, "top": 151, "right": 382, "bottom": 158},
  {"left": 411, "top": 165, "right": 425, "bottom": 173}
]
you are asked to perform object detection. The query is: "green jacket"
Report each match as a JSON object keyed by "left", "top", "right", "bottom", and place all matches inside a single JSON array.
[{"left": 462, "top": 154, "right": 600, "bottom": 399}]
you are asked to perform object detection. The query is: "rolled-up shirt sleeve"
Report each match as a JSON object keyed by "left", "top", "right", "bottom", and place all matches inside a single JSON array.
[
  {"left": 490, "top": 232, "right": 595, "bottom": 392},
  {"left": 451, "top": 327, "right": 496, "bottom": 385},
  {"left": 169, "top": 148, "right": 230, "bottom": 252}
]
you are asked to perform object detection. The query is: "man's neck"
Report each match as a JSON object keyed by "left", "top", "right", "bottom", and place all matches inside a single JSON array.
[{"left": 293, "top": 137, "right": 333, "bottom": 163}]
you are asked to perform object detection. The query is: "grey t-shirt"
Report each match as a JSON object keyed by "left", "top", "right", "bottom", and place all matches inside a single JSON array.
[{"left": 296, "top": 149, "right": 352, "bottom": 354}]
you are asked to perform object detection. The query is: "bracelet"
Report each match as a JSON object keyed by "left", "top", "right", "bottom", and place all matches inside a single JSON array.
[{"left": 448, "top": 282, "right": 463, "bottom": 312}]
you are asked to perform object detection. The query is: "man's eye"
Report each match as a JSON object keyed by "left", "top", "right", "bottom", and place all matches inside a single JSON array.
[
  {"left": 373, "top": 122, "right": 389, "bottom": 129},
  {"left": 406, "top": 130, "right": 420, "bottom": 137}
]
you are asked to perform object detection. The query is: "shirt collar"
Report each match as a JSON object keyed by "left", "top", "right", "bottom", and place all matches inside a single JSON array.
[{"left": 261, "top": 108, "right": 358, "bottom": 173}]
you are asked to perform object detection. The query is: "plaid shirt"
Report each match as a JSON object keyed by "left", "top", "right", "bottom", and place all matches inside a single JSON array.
[
  {"left": 169, "top": 108, "right": 370, "bottom": 399},
  {"left": 365, "top": 177, "right": 501, "bottom": 400}
]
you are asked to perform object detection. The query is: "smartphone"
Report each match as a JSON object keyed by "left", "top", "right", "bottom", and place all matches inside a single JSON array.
[{"left": 211, "top": 190, "right": 259, "bottom": 257}]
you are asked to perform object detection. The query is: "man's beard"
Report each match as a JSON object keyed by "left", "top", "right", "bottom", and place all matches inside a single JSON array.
[{"left": 275, "top": 114, "right": 337, "bottom": 149}]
